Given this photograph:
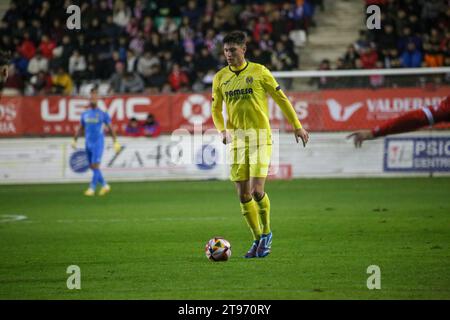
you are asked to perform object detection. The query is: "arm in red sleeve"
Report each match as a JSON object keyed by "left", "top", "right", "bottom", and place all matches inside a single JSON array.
[{"left": 372, "top": 96, "right": 450, "bottom": 137}]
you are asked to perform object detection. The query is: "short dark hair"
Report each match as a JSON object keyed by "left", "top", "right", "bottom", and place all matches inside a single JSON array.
[{"left": 223, "top": 31, "right": 247, "bottom": 46}]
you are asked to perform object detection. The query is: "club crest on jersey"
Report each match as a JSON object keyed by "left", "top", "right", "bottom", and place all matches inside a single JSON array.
[{"left": 246, "top": 76, "right": 253, "bottom": 84}]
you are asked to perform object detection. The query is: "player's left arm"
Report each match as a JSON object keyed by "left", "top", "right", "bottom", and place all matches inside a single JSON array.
[
  {"left": 260, "top": 66, "right": 309, "bottom": 147},
  {"left": 104, "top": 113, "right": 122, "bottom": 153},
  {"left": 348, "top": 96, "right": 450, "bottom": 148}
]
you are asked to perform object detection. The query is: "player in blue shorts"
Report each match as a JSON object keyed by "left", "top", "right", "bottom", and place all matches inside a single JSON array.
[{"left": 72, "top": 86, "right": 121, "bottom": 196}]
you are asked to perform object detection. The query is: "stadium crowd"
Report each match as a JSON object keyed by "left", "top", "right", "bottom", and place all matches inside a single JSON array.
[
  {"left": 317, "top": 0, "right": 450, "bottom": 89},
  {"left": 0, "top": 0, "right": 324, "bottom": 96}
]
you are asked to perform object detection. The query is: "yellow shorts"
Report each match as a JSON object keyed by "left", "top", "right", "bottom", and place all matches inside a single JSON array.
[{"left": 229, "top": 144, "right": 272, "bottom": 181}]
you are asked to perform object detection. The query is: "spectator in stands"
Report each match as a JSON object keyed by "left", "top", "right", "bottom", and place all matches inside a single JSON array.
[
  {"left": 98, "top": 0, "right": 112, "bottom": 25},
  {"left": 360, "top": 47, "right": 378, "bottom": 69},
  {"left": 343, "top": 44, "right": 359, "bottom": 68},
  {"left": 249, "top": 46, "right": 272, "bottom": 67},
  {"left": 3, "top": 65, "right": 24, "bottom": 94},
  {"left": 168, "top": 63, "right": 189, "bottom": 92},
  {"left": 215, "top": 0, "right": 236, "bottom": 29},
  {"left": 129, "top": 31, "right": 145, "bottom": 56},
  {"left": 51, "top": 67, "right": 73, "bottom": 95},
  {"left": 315, "top": 59, "right": 332, "bottom": 89},
  {"left": 253, "top": 17, "right": 272, "bottom": 43},
  {"left": 383, "top": 48, "right": 402, "bottom": 68},
  {"left": 51, "top": 35, "right": 75, "bottom": 71},
  {"left": 27, "top": 50, "right": 49, "bottom": 76},
  {"left": 11, "top": 51, "right": 28, "bottom": 77},
  {"left": 125, "top": 117, "right": 144, "bottom": 137},
  {"left": 50, "top": 19, "right": 66, "bottom": 44},
  {"left": 397, "top": 26, "right": 422, "bottom": 54},
  {"left": 30, "top": 71, "right": 52, "bottom": 96},
  {"left": 194, "top": 47, "right": 218, "bottom": 75},
  {"left": 126, "top": 49, "right": 138, "bottom": 73},
  {"left": 158, "top": 17, "right": 178, "bottom": 36},
  {"left": 423, "top": 42, "right": 444, "bottom": 68},
  {"left": 400, "top": 42, "right": 423, "bottom": 68},
  {"left": 142, "top": 16, "right": 154, "bottom": 34},
  {"left": 38, "top": 34, "right": 56, "bottom": 60},
  {"left": 143, "top": 113, "right": 161, "bottom": 138},
  {"left": 121, "top": 72, "right": 144, "bottom": 93},
  {"left": 109, "top": 62, "right": 125, "bottom": 94},
  {"left": 137, "top": 51, "right": 160, "bottom": 83},
  {"left": 113, "top": 0, "right": 132, "bottom": 28},
  {"left": 378, "top": 24, "right": 397, "bottom": 55},
  {"left": 17, "top": 32, "right": 36, "bottom": 61},
  {"left": 182, "top": 0, "right": 202, "bottom": 27},
  {"left": 147, "top": 64, "right": 167, "bottom": 93},
  {"left": 103, "top": 15, "right": 122, "bottom": 41},
  {"left": 421, "top": 0, "right": 446, "bottom": 32},
  {"left": 69, "top": 50, "right": 87, "bottom": 92}
]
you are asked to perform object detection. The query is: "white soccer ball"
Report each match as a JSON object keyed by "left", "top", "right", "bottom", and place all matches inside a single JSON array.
[{"left": 205, "top": 237, "right": 232, "bottom": 261}]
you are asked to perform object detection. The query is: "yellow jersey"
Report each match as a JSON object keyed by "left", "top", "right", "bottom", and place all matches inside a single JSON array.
[{"left": 211, "top": 61, "right": 302, "bottom": 146}]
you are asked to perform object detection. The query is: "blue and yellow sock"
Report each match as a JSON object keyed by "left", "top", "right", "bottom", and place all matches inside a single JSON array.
[
  {"left": 256, "top": 193, "right": 271, "bottom": 234},
  {"left": 94, "top": 168, "right": 106, "bottom": 187},
  {"left": 89, "top": 169, "right": 99, "bottom": 190},
  {"left": 240, "top": 199, "right": 262, "bottom": 241}
]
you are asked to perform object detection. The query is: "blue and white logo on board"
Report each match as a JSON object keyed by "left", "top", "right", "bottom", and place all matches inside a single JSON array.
[
  {"left": 70, "top": 150, "right": 90, "bottom": 173},
  {"left": 384, "top": 137, "right": 450, "bottom": 172},
  {"left": 196, "top": 144, "right": 217, "bottom": 170}
]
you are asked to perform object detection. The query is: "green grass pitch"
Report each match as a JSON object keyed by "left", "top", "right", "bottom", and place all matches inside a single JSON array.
[{"left": 0, "top": 178, "right": 449, "bottom": 299}]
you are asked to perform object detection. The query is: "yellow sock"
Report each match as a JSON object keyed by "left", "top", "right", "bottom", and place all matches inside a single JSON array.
[
  {"left": 256, "top": 193, "right": 271, "bottom": 234},
  {"left": 240, "top": 199, "right": 262, "bottom": 241}
]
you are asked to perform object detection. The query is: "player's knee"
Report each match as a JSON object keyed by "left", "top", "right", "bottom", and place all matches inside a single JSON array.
[
  {"left": 239, "top": 192, "right": 252, "bottom": 203},
  {"left": 251, "top": 190, "right": 265, "bottom": 202}
]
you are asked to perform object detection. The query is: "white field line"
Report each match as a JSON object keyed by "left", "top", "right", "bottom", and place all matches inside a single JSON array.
[
  {"left": 0, "top": 215, "right": 28, "bottom": 223},
  {"left": 1, "top": 216, "right": 227, "bottom": 224},
  {"left": 54, "top": 217, "right": 227, "bottom": 223}
]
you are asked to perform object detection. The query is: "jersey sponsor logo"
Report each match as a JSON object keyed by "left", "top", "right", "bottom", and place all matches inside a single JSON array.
[
  {"left": 84, "top": 115, "right": 100, "bottom": 124},
  {"left": 224, "top": 88, "right": 254, "bottom": 99},
  {"left": 326, "top": 99, "right": 364, "bottom": 121}
]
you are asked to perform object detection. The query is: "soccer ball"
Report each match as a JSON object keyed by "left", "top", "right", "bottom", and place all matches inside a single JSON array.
[{"left": 205, "top": 237, "right": 232, "bottom": 261}]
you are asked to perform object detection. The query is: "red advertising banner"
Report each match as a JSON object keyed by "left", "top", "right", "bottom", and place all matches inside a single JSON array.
[
  {"left": 0, "top": 96, "right": 23, "bottom": 137},
  {"left": 1, "top": 87, "right": 449, "bottom": 137}
]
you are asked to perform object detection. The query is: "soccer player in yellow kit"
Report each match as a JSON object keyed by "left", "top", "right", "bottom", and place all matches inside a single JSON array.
[{"left": 211, "top": 31, "right": 309, "bottom": 258}]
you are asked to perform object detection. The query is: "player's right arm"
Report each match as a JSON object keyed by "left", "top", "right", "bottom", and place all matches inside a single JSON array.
[
  {"left": 72, "top": 122, "right": 84, "bottom": 149},
  {"left": 211, "top": 72, "right": 231, "bottom": 144},
  {"left": 348, "top": 96, "right": 450, "bottom": 147}
]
